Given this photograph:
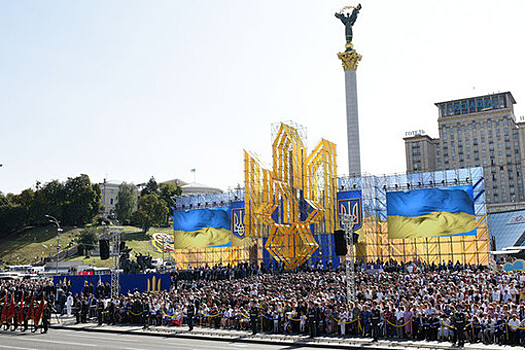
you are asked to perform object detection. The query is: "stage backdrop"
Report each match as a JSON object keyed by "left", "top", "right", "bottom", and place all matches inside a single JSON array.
[
  {"left": 172, "top": 207, "right": 245, "bottom": 249},
  {"left": 387, "top": 185, "right": 476, "bottom": 239},
  {"left": 53, "top": 273, "right": 170, "bottom": 296}
]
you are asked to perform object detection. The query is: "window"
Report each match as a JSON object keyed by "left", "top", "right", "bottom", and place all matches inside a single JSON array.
[{"left": 110, "top": 199, "right": 114, "bottom": 205}]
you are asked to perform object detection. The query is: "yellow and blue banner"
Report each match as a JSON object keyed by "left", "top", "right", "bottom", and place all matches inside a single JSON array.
[
  {"left": 173, "top": 207, "right": 243, "bottom": 248},
  {"left": 337, "top": 190, "right": 362, "bottom": 231},
  {"left": 387, "top": 186, "right": 476, "bottom": 239}
]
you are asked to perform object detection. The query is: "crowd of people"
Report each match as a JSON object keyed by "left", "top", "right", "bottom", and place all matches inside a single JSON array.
[{"left": 2, "top": 261, "right": 525, "bottom": 347}]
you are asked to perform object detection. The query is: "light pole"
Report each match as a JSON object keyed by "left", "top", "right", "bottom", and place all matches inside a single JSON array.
[
  {"left": 341, "top": 213, "right": 357, "bottom": 304},
  {"left": 45, "top": 215, "right": 63, "bottom": 275}
]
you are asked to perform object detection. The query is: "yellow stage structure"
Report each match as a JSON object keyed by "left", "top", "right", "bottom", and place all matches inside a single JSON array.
[
  {"left": 170, "top": 127, "right": 490, "bottom": 269},
  {"left": 355, "top": 217, "right": 490, "bottom": 266},
  {"left": 244, "top": 122, "right": 338, "bottom": 270}
]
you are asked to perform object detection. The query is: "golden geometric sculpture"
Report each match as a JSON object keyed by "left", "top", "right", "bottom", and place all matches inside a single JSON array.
[{"left": 244, "top": 122, "right": 337, "bottom": 270}]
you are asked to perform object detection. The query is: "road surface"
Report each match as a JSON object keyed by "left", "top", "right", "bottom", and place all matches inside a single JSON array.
[{"left": 0, "top": 328, "right": 349, "bottom": 350}]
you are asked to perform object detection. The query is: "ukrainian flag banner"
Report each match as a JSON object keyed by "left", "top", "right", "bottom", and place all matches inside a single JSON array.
[
  {"left": 173, "top": 207, "right": 242, "bottom": 248},
  {"left": 387, "top": 186, "right": 477, "bottom": 239}
]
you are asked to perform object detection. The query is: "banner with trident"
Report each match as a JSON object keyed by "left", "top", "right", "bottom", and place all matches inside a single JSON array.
[{"left": 337, "top": 192, "right": 363, "bottom": 231}]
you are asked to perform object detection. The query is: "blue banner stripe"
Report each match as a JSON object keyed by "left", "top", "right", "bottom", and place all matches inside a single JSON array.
[
  {"left": 387, "top": 187, "right": 474, "bottom": 217},
  {"left": 173, "top": 207, "right": 231, "bottom": 231}
]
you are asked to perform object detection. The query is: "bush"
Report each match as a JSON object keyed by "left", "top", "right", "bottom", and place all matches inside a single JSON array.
[{"left": 78, "top": 227, "right": 98, "bottom": 256}]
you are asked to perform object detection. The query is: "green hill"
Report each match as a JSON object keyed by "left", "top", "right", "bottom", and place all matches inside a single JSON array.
[{"left": 0, "top": 225, "right": 173, "bottom": 268}]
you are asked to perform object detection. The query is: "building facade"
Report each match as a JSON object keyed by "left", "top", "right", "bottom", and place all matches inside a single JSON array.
[
  {"left": 404, "top": 92, "right": 525, "bottom": 211},
  {"left": 100, "top": 180, "right": 138, "bottom": 218}
]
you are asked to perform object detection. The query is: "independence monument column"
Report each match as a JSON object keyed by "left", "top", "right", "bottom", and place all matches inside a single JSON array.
[{"left": 336, "top": 4, "right": 362, "bottom": 176}]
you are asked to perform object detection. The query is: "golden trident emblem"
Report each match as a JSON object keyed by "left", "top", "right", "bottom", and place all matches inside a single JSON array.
[{"left": 147, "top": 275, "right": 162, "bottom": 292}]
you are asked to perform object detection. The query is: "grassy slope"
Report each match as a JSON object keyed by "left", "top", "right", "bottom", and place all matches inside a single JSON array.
[{"left": 0, "top": 225, "right": 173, "bottom": 268}]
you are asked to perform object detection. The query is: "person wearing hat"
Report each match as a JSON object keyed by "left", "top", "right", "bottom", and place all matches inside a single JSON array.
[
  {"left": 65, "top": 292, "right": 74, "bottom": 317},
  {"left": 370, "top": 302, "right": 381, "bottom": 342},
  {"left": 452, "top": 306, "right": 466, "bottom": 347}
]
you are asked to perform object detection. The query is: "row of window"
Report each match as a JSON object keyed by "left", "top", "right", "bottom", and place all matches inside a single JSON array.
[{"left": 441, "top": 116, "right": 511, "bottom": 134}]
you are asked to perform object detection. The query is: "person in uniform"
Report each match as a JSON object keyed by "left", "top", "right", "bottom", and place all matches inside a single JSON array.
[
  {"left": 142, "top": 298, "right": 150, "bottom": 330},
  {"left": 74, "top": 296, "right": 81, "bottom": 324},
  {"left": 249, "top": 301, "right": 259, "bottom": 335},
  {"left": 81, "top": 297, "right": 89, "bottom": 323},
  {"left": 42, "top": 302, "right": 55, "bottom": 333},
  {"left": 108, "top": 299, "right": 116, "bottom": 325},
  {"left": 452, "top": 306, "right": 466, "bottom": 347},
  {"left": 21, "top": 298, "right": 29, "bottom": 332},
  {"left": 96, "top": 299, "right": 104, "bottom": 326},
  {"left": 370, "top": 302, "right": 381, "bottom": 342},
  {"left": 186, "top": 301, "right": 195, "bottom": 331}
]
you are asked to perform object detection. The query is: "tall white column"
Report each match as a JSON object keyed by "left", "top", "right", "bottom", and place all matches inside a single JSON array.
[{"left": 338, "top": 49, "right": 362, "bottom": 176}]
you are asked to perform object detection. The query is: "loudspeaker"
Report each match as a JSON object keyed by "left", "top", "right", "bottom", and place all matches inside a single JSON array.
[
  {"left": 99, "top": 239, "right": 110, "bottom": 260},
  {"left": 334, "top": 230, "right": 347, "bottom": 256}
]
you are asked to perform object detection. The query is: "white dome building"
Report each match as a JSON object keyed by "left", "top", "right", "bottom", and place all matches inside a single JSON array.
[{"left": 180, "top": 182, "right": 223, "bottom": 196}]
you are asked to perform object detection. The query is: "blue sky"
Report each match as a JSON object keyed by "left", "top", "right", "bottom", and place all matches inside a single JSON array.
[{"left": 1, "top": 0, "right": 524, "bottom": 193}]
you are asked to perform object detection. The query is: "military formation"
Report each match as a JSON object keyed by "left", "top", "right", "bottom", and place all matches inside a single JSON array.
[{"left": 0, "top": 279, "right": 54, "bottom": 333}]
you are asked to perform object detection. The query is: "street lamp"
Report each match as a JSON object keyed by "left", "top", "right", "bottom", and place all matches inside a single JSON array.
[{"left": 45, "top": 215, "right": 63, "bottom": 275}]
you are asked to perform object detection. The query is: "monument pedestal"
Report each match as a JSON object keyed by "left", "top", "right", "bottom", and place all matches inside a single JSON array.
[{"left": 337, "top": 49, "right": 362, "bottom": 176}]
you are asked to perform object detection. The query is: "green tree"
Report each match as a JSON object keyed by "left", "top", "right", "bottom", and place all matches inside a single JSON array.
[
  {"left": 140, "top": 176, "right": 158, "bottom": 197},
  {"left": 29, "top": 180, "right": 66, "bottom": 225},
  {"left": 62, "top": 174, "right": 102, "bottom": 226},
  {"left": 0, "top": 192, "right": 7, "bottom": 206},
  {"left": 0, "top": 202, "right": 28, "bottom": 237},
  {"left": 158, "top": 183, "right": 182, "bottom": 220},
  {"left": 77, "top": 227, "right": 98, "bottom": 256},
  {"left": 131, "top": 194, "right": 168, "bottom": 232},
  {"left": 115, "top": 182, "right": 137, "bottom": 224}
]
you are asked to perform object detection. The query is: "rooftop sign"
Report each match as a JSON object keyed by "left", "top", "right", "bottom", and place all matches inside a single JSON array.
[{"left": 405, "top": 130, "right": 425, "bottom": 137}]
